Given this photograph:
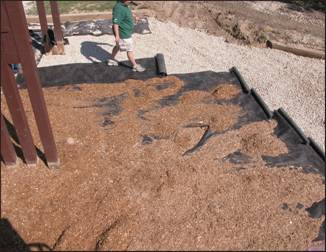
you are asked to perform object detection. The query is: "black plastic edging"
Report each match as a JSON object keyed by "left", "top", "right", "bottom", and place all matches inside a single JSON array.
[
  {"left": 250, "top": 89, "right": 273, "bottom": 119},
  {"left": 277, "top": 108, "right": 309, "bottom": 144},
  {"left": 308, "top": 137, "right": 325, "bottom": 162},
  {"left": 229, "top": 66, "right": 250, "bottom": 94},
  {"left": 155, "top": 53, "right": 167, "bottom": 77}
]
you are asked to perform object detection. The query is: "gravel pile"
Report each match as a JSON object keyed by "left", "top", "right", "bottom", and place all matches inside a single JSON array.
[{"left": 38, "top": 18, "right": 325, "bottom": 150}]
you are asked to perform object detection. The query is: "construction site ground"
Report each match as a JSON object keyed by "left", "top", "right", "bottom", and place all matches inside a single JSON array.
[
  {"left": 25, "top": 1, "right": 325, "bottom": 51},
  {"left": 36, "top": 17, "right": 325, "bottom": 152},
  {"left": 1, "top": 1, "right": 325, "bottom": 251},
  {"left": 1, "top": 73, "right": 324, "bottom": 250}
]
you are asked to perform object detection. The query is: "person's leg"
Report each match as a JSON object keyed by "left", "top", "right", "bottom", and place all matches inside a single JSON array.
[
  {"left": 111, "top": 45, "right": 119, "bottom": 60},
  {"left": 127, "top": 51, "right": 146, "bottom": 72},
  {"left": 125, "top": 38, "right": 145, "bottom": 72},
  {"left": 107, "top": 45, "right": 120, "bottom": 66},
  {"left": 127, "top": 51, "right": 137, "bottom": 67},
  {"left": 124, "top": 38, "right": 137, "bottom": 67}
]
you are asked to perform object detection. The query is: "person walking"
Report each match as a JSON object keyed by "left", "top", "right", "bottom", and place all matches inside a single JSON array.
[{"left": 107, "top": 0, "right": 145, "bottom": 72}]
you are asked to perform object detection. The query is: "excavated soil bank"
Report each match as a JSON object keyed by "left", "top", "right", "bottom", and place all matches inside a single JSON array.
[{"left": 1, "top": 76, "right": 324, "bottom": 251}]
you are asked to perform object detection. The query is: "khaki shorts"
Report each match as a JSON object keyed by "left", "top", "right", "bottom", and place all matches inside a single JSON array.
[{"left": 118, "top": 38, "right": 133, "bottom": 52}]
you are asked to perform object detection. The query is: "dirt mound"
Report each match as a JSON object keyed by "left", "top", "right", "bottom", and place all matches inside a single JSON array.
[
  {"left": 135, "top": 1, "right": 325, "bottom": 50},
  {"left": 240, "top": 124, "right": 288, "bottom": 156}
]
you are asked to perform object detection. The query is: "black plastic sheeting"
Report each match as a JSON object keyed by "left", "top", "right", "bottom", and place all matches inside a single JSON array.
[
  {"left": 28, "top": 30, "right": 44, "bottom": 64},
  {"left": 29, "top": 18, "right": 151, "bottom": 38},
  {"left": 250, "top": 89, "right": 273, "bottom": 119},
  {"left": 277, "top": 108, "right": 309, "bottom": 144},
  {"left": 19, "top": 55, "right": 166, "bottom": 87},
  {"left": 306, "top": 199, "right": 325, "bottom": 241},
  {"left": 26, "top": 18, "right": 151, "bottom": 68},
  {"left": 229, "top": 66, "right": 250, "bottom": 94},
  {"left": 63, "top": 18, "right": 151, "bottom": 37},
  {"left": 33, "top": 59, "right": 325, "bottom": 242},
  {"left": 231, "top": 68, "right": 325, "bottom": 243},
  {"left": 155, "top": 53, "right": 167, "bottom": 76},
  {"left": 29, "top": 30, "right": 44, "bottom": 54}
]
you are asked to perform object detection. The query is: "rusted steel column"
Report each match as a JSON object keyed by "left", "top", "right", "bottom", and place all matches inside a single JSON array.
[
  {"left": 1, "top": 63, "right": 37, "bottom": 165},
  {"left": 36, "top": 0, "right": 50, "bottom": 53},
  {"left": 1, "top": 113, "right": 17, "bottom": 166},
  {"left": 49, "top": 0, "right": 64, "bottom": 54},
  {"left": 4, "top": 1, "right": 59, "bottom": 166},
  {"left": 1, "top": 4, "right": 20, "bottom": 63}
]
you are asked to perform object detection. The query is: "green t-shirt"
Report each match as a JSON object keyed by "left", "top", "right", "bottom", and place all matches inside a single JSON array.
[{"left": 112, "top": 1, "right": 133, "bottom": 39}]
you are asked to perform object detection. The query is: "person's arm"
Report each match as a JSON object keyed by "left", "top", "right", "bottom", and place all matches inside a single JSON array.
[
  {"left": 132, "top": 12, "right": 139, "bottom": 22},
  {"left": 113, "top": 24, "right": 120, "bottom": 45},
  {"left": 112, "top": 6, "right": 123, "bottom": 45}
]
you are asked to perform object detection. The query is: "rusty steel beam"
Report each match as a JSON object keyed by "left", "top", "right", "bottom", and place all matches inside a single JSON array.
[
  {"left": 1, "top": 4, "right": 20, "bottom": 63},
  {"left": 1, "top": 63, "right": 37, "bottom": 165},
  {"left": 49, "top": 0, "right": 64, "bottom": 54},
  {"left": 4, "top": 1, "right": 59, "bottom": 167},
  {"left": 36, "top": 0, "right": 50, "bottom": 53},
  {"left": 1, "top": 113, "right": 17, "bottom": 166}
]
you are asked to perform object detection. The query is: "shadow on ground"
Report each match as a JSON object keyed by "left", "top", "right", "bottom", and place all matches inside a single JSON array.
[
  {"left": 80, "top": 41, "right": 112, "bottom": 63},
  {"left": 32, "top": 57, "right": 159, "bottom": 87},
  {"left": 1, "top": 116, "right": 48, "bottom": 167},
  {"left": 0, "top": 218, "right": 52, "bottom": 252}
]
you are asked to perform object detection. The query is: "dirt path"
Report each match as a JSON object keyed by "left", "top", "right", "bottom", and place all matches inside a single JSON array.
[{"left": 134, "top": 1, "right": 325, "bottom": 51}]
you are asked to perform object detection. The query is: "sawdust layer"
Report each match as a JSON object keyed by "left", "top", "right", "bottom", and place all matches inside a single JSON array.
[{"left": 1, "top": 76, "right": 324, "bottom": 251}]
